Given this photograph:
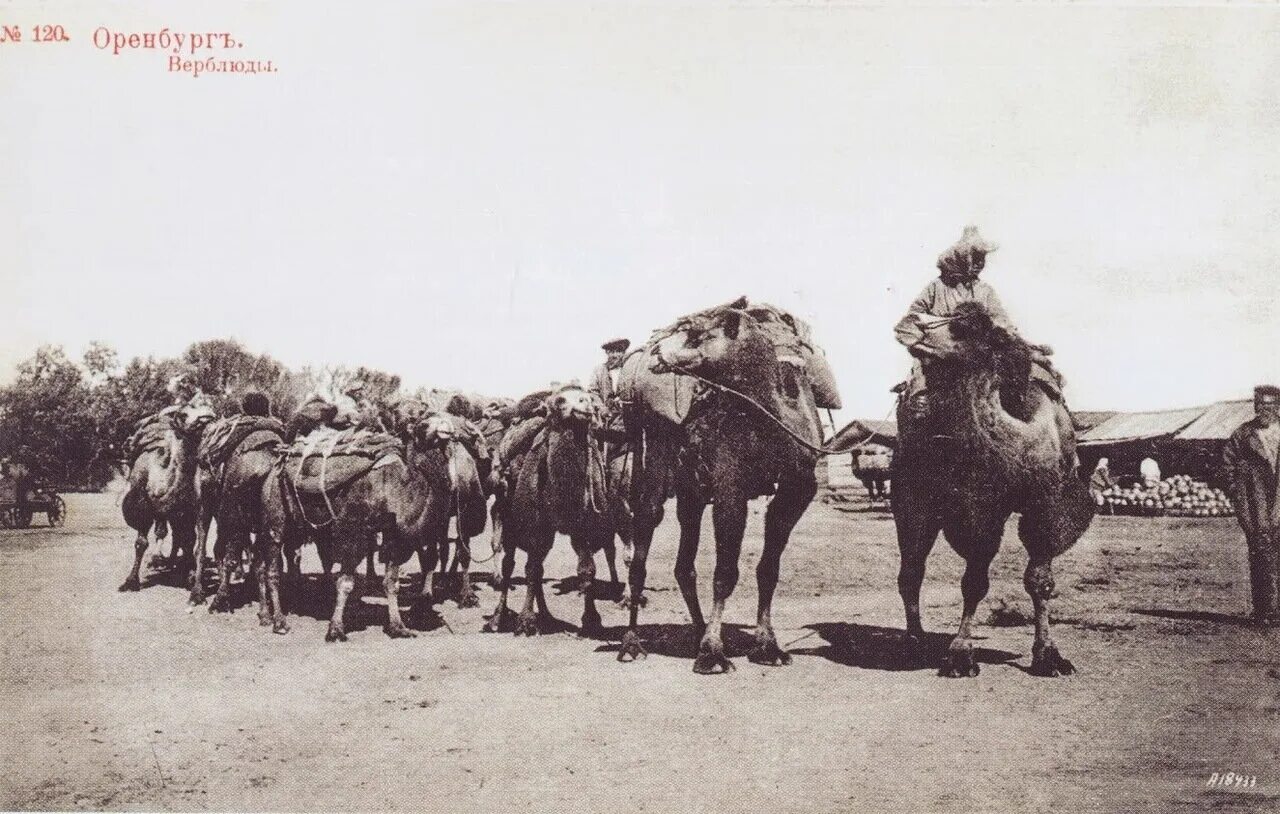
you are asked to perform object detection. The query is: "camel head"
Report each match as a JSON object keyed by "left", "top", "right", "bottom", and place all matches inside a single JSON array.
[
  {"left": 383, "top": 398, "right": 429, "bottom": 440},
  {"left": 171, "top": 394, "right": 217, "bottom": 438},
  {"left": 548, "top": 385, "right": 597, "bottom": 426},
  {"left": 942, "top": 302, "right": 1034, "bottom": 386},
  {"left": 412, "top": 412, "right": 462, "bottom": 449},
  {"left": 650, "top": 299, "right": 776, "bottom": 391}
]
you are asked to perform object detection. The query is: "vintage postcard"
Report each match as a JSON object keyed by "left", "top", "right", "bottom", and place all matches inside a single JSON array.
[{"left": 1, "top": 2, "right": 1277, "bottom": 812}]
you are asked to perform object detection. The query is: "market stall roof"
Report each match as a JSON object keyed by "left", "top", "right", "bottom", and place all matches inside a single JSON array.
[
  {"left": 1173, "top": 400, "right": 1253, "bottom": 441},
  {"left": 828, "top": 418, "right": 898, "bottom": 452},
  {"left": 1077, "top": 406, "right": 1207, "bottom": 446},
  {"left": 1073, "top": 410, "right": 1118, "bottom": 432}
]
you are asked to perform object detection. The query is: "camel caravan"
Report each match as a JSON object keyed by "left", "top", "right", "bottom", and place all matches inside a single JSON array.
[{"left": 116, "top": 228, "right": 1096, "bottom": 677}]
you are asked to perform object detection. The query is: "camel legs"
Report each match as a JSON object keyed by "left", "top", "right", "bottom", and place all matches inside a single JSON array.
[
  {"left": 618, "top": 432, "right": 674, "bottom": 662},
  {"left": 488, "top": 502, "right": 506, "bottom": 589},
  {"left": 208, "top": 521, "right": 246, "bottom": 615},
  {"left": 1024, "top": 556, "right": 1072, "bottom": 676},
  {"left": 416, "top": 539, "right": 440, "bottom": 606},
  {"left": 601, "top": 536, "right": 620, "bottom": 587},
  {"left": 892, "top": 480, "right": 942, "bottom": 641},
  {"left": 1018, "top": 507, "right": 1078, "bottom": 676},
  {"left": 326, "top": 540, "right": 363, "bottom": 643},
  {"left": 171, "top": 518, "right": 197, "bottom": 580},
  {"left": 383, "top": 560, "right": 416, "bottom": 639},
  {"left": 119, "top": 526, "right": 150, "bottom": 592},
  {"left": 750, "top": 476, "right": 817, "bottom": 666},
  {"left": 571, "top": 533, "right": 602, "bottom": 634},
  {"left": 455, "top": 535, "right": 479, "bottom": 608},
  {"left": 189, "top": 497, "right": 215, "bottom": 605},
  {"left": 673, "top": 491, "right": 707, "bottom": 632},
  {"left": 252, "top": 546, "right": 273, "bottom": 627},
  {"left": 693, "top": 492, "right": 748, "bottom": 675},
  {"left": 938, "top": 512, "right": 1004, "bottom": 678},
  {"left": 515, "top": 536, "right": 553, "bottom": 636},
  {"left": 483, "top": 540, "right": 518, "bottom": 633},
  {"left": 618, "top": 503, "right": 662, "bottom": 661}
]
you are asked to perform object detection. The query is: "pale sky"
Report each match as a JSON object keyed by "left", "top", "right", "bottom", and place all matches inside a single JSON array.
[{"left": 3, "top": 2, "right": 1278, "bottom": 421}]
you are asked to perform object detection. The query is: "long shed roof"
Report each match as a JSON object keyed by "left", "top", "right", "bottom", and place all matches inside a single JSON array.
[
  {"left": 1173, "top": 400, "right": 1253, "bottom": 441},
  {"left": 1077, "top": 406, "right": 1206, "bottom": 445}
]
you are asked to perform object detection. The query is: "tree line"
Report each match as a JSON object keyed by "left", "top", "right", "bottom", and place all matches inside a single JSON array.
[{"left": 0, "top": 338, "right": 423, "bottom": 491}]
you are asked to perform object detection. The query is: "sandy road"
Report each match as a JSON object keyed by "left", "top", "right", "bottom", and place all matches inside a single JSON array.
[{"left": 1, "top": 490, "right": 1277, "bottom": 812}]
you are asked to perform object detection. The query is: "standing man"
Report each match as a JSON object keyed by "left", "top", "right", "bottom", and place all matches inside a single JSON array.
[
  {"left": 591, "top": 338, "right": 631, "bottom": 408},
  {"left": 1223, "top": 385, "right": 1280, "bottom": 626}
]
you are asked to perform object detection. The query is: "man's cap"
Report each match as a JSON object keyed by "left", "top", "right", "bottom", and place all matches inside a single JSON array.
[
  {"left": 1255, "top": 384, "right": 1280, "bottom": 403},
  {"left": 601, "top": 338, "right": 631, "bottom": 352}
]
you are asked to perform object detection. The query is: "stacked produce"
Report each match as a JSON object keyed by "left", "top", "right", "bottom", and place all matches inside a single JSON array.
[{"left": 1099, "top": 474, "right": 1234, "bottom": 517}]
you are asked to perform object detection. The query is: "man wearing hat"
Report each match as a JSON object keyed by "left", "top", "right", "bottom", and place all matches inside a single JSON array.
[
  {"left": 1222, "top": 385, "right": 1280, "bottom": 626},
  {"left": 591, "top": 338, "right": 631, "bottom": 406},
  {"left": 893, "top": 225, "right": 1054, "bottom": 419}
]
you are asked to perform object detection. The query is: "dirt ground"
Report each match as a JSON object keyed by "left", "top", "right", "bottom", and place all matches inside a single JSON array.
[{"left": 1, "top": 487, "right": 1277, "bottom": 813}]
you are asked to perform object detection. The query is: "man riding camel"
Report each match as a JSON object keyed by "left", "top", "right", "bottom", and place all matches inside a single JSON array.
[{"left": 893, "top": 225, "right": 1056, "bottom": 420}]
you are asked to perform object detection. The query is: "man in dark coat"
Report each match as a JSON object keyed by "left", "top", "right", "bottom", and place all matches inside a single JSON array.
[{"left": 1223, "top": 385, "right": 1280, "bottom": 625}]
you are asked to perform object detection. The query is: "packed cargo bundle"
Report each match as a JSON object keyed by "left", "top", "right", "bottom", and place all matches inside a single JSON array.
[
  {"left": 616, "top": 296, "right": 841, "bottom": 426},
  {"left": 281, "top": 427, "right": 404, "bottom": 497},
  {"left": 197, "top": 415, "right": 285, "bottom": 471}
]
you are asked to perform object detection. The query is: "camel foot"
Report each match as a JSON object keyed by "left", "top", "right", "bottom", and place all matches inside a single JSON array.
[
  {"left": 514, "top": 612, "right": 541, "bottom": 637},
  {"left": 325, "top": 624, "right": 348, "bottom": 643},
  {"left": 187, "top": 589, "right": 206, "bottom": 607},
  {"left": 618, "top": 593, "right": 648, "bottom": 610},
  {"left": 1030, "top": 643, "right": 1075, "bottom": 677},
  {"left": 483, "top": 608, "right": 513, "bottom": 633},
  {"left": 693, "top": 649, "right": 736, "bottom": 675},
  {"left": 939, "top": 643, "right": 980, "bottom": 678},
  {"left": 118, "top": 577, "right": 141, "bottom": 593},
  {"left": 457, "top": 590, "right": 479, "bottom": 609},
  {"left": 579, "top": 609, "right": 603, "bottom": 637},
  {"left": 747, "top": 640, "right": 792, "bottom": 666},
  {"left": 617, "top": 630, "right": 647, "bottom": 662},
  {"left": 272, "top": 617, "right": 290, "bottom": 635},
  {"left": 208, "top": 594, "right": 231, "bottom": 614},
  {"left": 384, "top": 622, "right": 417, "bottom": 639}
]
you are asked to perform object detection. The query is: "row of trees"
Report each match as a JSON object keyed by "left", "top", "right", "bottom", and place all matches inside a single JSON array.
[{"left": 0, "top": 339, "right": 413, "bottom": 490}]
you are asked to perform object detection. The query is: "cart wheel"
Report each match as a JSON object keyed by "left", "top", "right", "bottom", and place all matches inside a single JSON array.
[
  {"left": 48, "top": 496, "right": 66, "bottom": 528},
  {"left": 12, "top": 508, "right": 32, "bottom": 529}
]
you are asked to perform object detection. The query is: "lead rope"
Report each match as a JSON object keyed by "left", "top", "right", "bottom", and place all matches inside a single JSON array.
[{"left": 666, "top": 363, "right": 876, "bottom": 456}]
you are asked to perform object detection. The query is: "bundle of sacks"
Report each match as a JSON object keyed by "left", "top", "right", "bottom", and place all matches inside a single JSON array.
[{"left": 615, "top": 295, "right": 842, "bottom": 427}]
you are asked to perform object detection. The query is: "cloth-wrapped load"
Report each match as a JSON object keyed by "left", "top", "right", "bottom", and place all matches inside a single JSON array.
[
  {"left": 281, "top": 427, "right": 405, "bottom": 497},
  {"left": 198, "top": 415, "right": 285, "bottom": 471}
]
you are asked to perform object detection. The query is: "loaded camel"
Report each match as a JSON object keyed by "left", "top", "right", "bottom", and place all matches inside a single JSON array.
[
  {"left": 618, "top": 300, "right": 824, "bottom": 673},
  {"left": 119, "top": 394, "right": 218, "bottom": 592},
  {"left": 190, "top": 392, "right": 287, "bottom": 614},
  {"left": 484, "top": 385, "right": 615, "bottom": 636}
]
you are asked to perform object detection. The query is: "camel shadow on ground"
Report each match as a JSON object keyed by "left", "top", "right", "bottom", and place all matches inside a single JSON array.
[
  {"left": 790, "top": 622, "right": 1020, "bottom": 672},
  {"left": 585, "top": 620, "right": 1019, "bottom": 671},
  {"left": 588, "top": 622, "right": 758, "bottom": 661},
  {"left": 1132, "top": 608, "right": 1258, "bottom": 628}
]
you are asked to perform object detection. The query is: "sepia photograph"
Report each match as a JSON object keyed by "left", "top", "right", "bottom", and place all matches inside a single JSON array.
[{"left": 1, "top": 1, "right": 1277, "bottom": 811}]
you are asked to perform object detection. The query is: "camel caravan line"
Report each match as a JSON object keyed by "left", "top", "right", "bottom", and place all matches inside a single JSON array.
[{"left": 117, "top": 295, "right": 1093, "bottom": 678}]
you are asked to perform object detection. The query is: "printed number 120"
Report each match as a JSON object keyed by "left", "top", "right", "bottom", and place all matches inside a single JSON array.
[{"left": 33, "top": 25, "right": 69, "bottom": 42}]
